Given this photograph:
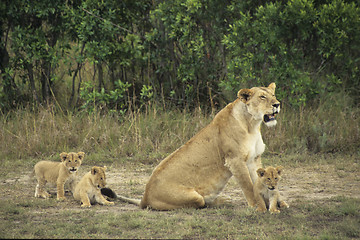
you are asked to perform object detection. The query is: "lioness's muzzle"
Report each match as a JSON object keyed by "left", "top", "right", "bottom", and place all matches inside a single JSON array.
[{"left": 264, "top": 113, "right": 277, "bottom": 123}]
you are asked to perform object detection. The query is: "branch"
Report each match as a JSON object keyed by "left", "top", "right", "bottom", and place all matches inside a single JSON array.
[{"left": 81, "top": 8, "right": 135, "bottom": 35}]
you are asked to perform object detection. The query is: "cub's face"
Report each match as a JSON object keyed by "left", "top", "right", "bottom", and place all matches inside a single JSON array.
[
  {"left": 238, "top": 82, "right": 280, "bottom": 127},
  {"left": 60, "top": 152, "right": 84, "bottom": 173},
  {"left": 91, "top": 166, "right": 107, "bottom": 189},
  {"left": 256, "top": 166, "right": 283, "bottom": 190}
]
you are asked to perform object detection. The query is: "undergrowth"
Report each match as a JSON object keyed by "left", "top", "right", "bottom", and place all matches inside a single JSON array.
[{"left": 0, "top": 92, "right": 359, "bottom": 167}]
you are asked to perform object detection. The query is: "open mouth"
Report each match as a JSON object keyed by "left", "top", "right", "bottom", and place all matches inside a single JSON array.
[
  {"left": 268, "top": 187, "right": 275, "bottom": 191},
  {"left": 264, "top": 113, "right": 278, "bottom": 123},
  {"left": 69, "top": 168, "right": 77, "bottom": 172}
]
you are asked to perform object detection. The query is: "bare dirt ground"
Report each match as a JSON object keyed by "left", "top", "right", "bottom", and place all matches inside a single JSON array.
[{"left": 2, "top": 162, "right": 359, "bottom": 211}]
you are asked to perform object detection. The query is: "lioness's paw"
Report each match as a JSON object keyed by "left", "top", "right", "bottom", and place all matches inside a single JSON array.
[
  {"left": 81, "top": 204, "right": 91, "bottom": 208},
  {"left": 105, "top": 201, "right": 115, "bottom": 206},
  {"left": 256, "top": 207, "right": 267, "bottom": 213},
  {"left": 270, "top": 209, "right": 280, "bottom": 214},
  {"left": 57, "top": 196, "right": 67, "bottom": 201},
  {"left": 211, "top": 196, "right": 232, "bottom": 206},
  {"left": 248, "top": 202, "right": 257, "bottom": 208}
]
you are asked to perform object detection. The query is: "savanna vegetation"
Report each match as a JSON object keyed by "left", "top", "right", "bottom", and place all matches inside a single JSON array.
[
  {"left": 1, "top": 0, "right": 359, "bottom": 160},
  {"left": 0, "top": 0, "right": 359, "bottom": 239}
]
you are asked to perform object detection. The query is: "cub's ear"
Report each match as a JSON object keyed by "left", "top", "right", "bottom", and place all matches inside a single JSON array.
[
  {"left": 276, "top": 166, "right": 284, "bottom": 175},
  {"left": 102, "top": 166, "right": 107, "bottom": 171},
  {"left": 60, "top": 152, "right": 68, "bottom": 162},
  {"left": 237, "top": 89, "right": 253, "bottom": 103},
  {"left": 268, "top": 82, "right": 276, "bottom": 94},
  {"left": 91, "top": 166, "right": 98, "bottom": 175},
  {"left": 77, "top": 152, "right": 85, "bottom": 160},
  {"left": 257, "top": 168, "right": 266, "bottom": 177}
]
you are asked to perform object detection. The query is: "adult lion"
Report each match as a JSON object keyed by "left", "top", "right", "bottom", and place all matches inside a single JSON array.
[{"left": 112, "top": 83, "right": 280, "bottom": 210}]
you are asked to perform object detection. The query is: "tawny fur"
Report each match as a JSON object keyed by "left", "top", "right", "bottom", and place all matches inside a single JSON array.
[
  {"left": 33, "top": 152, "right": 84, "bottom": 200},
  {"left": 253, "top": 166, "right": 289, "bottom": 213},
  {"left": 73, "top": 166, "right": 114, "bottom": 208},
  {"left": 116, "top": 83, "right": 280, "bottom": 210}
]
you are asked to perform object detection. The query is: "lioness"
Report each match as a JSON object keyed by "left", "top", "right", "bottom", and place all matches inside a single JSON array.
[
  {"left": 33, "top": 152, "right": 84, "bottom": 200},
  {"left": 73, "top": 166, "right": 114, "bottom": 207},
  {"left": 254, "top": 166, "right": 289, "bottom": 213},
  {"left": 111, "top": 83, "right": 280, "bottom": 210}
]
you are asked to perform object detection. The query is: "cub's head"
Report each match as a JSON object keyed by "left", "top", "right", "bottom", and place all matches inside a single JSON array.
[
  {"left": 237, "top": 82, "right": 280, "bottom": 127},
  {"left": 256, "top": 166, "right": 283, "bottom": 190},
  {"left": 60, "top": 152, "right": 84, "bottom": 173},
  {"left": 91, "top": 166, "right": 107, "bottom": 189}
]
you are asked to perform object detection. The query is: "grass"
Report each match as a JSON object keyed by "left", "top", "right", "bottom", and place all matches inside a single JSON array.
[
  {"left": 0, "top": 92, "right": 359, "bottom": 239},
  {"left": 0, "top": 152, "right": 359, "bottom": 239},
  {"left": 1, "top": 192, "right": 359, "bottom": 239},
  {"left": 1, "top": 92, "right": 359, "bottom": 167}
]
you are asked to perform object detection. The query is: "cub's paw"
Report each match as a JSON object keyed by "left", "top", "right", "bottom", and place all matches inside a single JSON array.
[
  {"left": 279, "top": 201, "right": 289, "bottom": 209},
  {"left": 36, "top": 193, "right": 50, "bottom": 199},
  {"left": 81, "top": 204, "right": 91, "bottom": 208},
  {"left": 105, "top": 201, "right": 115, "bottom": 206}
]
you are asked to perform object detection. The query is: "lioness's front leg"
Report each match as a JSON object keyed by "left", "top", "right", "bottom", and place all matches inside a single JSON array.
[
  {"left": 226, "top": 158, "right": 256, "bottom": 207},
  {"left": 247, "top": 155, "right": 262, "bottom": 184}
]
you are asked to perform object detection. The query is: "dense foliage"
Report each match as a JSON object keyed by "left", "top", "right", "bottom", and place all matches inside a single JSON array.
[{"left": 1, "top": 0, "right": 359, "bottom": 111}]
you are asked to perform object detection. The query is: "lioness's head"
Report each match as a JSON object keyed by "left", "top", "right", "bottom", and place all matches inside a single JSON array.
[
  {"left": 91, "top": 166, "right": 107, "bottom": 189},
  {"left": 60, "top": 152, "right": 84, "bottom": 173},
  {"left": 256, "top": 166, "right": 283, "bottom": 190},
  {"left": 237, "top": 82, "right": 280, "bottom": 127}
]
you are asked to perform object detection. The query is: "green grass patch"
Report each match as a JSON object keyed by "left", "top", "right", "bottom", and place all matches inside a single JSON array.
[{"left": 0, "top": 195, "right": 359, "bottom": 239}]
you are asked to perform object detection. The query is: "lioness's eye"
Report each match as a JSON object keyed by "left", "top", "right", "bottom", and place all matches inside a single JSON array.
[
  {"left": 267, "top": 178, "right": 271, "bottom": 181},
  {"left": 75, "top": 160, "right": 77, "bottom": 162},
  {"left": 68, "top": 160, "right": 71, "bottom": 163},
  {"left": 260, "top": 95, "right": 266, "bottom": 99}
]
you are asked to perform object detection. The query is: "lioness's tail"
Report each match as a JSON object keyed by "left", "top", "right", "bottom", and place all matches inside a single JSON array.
[
  {"left": 117, "top": 195, "right": 141, "bottom": 206},
  {"left": 101, "top": 187, "right": 141, "bottom": 206}
]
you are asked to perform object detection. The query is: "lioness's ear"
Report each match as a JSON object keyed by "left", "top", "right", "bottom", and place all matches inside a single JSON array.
[
  {"left": 276, "top": 166, "right": 284, "bottom": 175},
  {"left": 60, "top": 152, "right": 68, "bottom": 162},
  {"left": 237, "top": 89, "right": 253, "bottom": 103},
  {"left": 257, "top": 168, "right": 266, "bottom": 177},
  {"left": 77, "top": 152, "right": 85, "bottom": 160},
  {"left": 91, "top": 167, "right": 97, "bottom": 175},
  {"left": 268, "top": 82, "right": 276, "bottom": 94}
]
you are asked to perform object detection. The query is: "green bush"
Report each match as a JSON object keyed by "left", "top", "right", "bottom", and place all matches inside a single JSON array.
[
  {"left": 223, "top": 0, "right": 360, "bottom": 107},
  {"left": 1, "top": 0, "right": 359, "bottom": 110}
]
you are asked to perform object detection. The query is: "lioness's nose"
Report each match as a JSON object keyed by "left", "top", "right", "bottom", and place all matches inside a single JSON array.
[{"left": 273, "top": 103, "right": 280, "bottom": 108}]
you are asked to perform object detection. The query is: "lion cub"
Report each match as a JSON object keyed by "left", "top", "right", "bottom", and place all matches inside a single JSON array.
[
  {"left": 73, "top": 166, "right": 114, "bottom": 208},
  {"left": 34, "top": 152, "right": 84, "bottom": 200},
  {"left": 254, "top": 166, "right": 289, "bottom": 213}
]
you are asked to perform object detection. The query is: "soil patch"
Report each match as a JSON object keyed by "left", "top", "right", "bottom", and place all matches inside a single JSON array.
[{"left": 3, "top": 163, "right": 358, "bottom": 211}]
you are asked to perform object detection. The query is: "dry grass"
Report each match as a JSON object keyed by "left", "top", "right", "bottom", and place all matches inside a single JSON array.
[
  {"left": 0, "top": 93, "right": 359, "bottom": 239},
  {"left": 0, "top": 91, "right": 359, "bottom": 169},
  {"left": 0, "top": 157, "right": 359, "bottom": 239}
]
